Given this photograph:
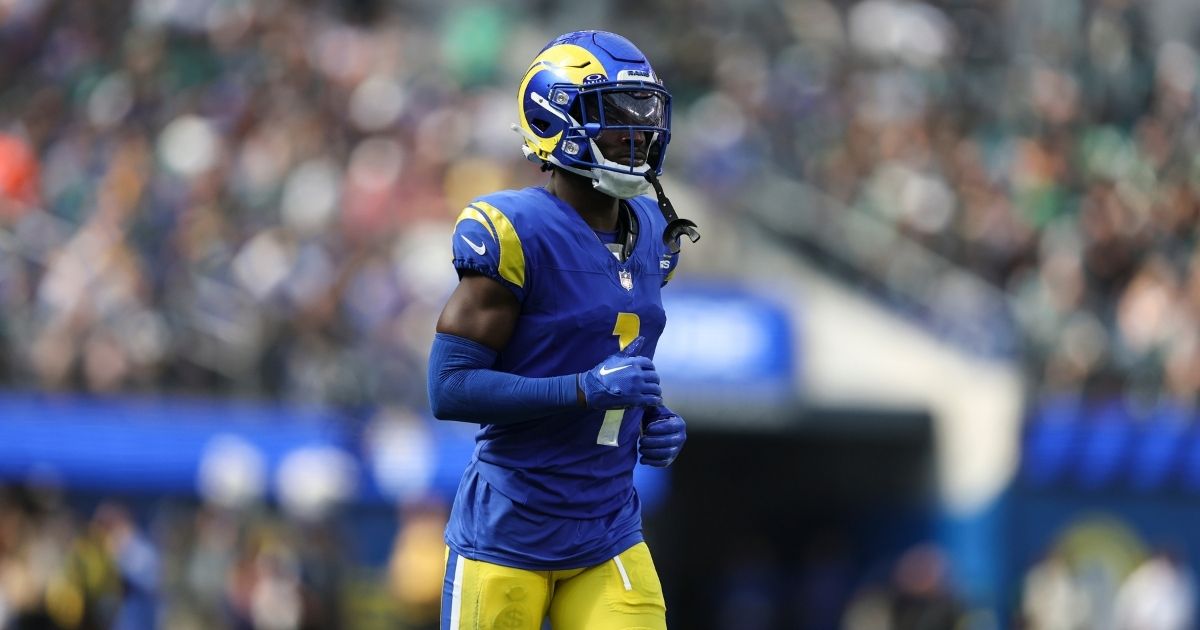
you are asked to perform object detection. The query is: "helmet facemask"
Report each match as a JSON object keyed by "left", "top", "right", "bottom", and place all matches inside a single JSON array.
[
  {"left": 513, "top": 30, "right": 701, "bottom": 251},
  {"left": 564, "top": 86, "right": 670, "bottom": 198},
  {"left": 516, "top": 80, "right": 671, "bottom": 199},
  {"left": 513, "top": 32, "right": 673, "bottom": 199}
]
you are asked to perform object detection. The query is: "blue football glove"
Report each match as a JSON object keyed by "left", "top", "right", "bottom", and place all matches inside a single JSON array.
[
  {"left": 579, "top": 336, "right": 663, "bottom": 410},
  {"left": 639, "top": 406, "right": 686, "bottom": 467}
]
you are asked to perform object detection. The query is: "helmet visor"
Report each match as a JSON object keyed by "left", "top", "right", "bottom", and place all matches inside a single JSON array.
[
  {"left": 560, "top": 83, "right": 671, "bottom": 176},
  {"left": 601, "top": 91, "right": 665, "bottom": 127},
  {"left": 578, "top": 89, "right": 667, "bottom": 128}
]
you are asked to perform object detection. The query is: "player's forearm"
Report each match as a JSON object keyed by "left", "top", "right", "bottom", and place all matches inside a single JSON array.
[{"left": 427, "top": 332, "right": 580, "bottom": 423}]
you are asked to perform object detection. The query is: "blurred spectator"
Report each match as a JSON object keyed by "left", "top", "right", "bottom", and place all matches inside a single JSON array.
[
  {"left": 887, "top": 543, "right": 965, "bottom": 630},
  {"left": 0, "top": 133, "right": 40, "bottom": 224},
  {"left": 1019, "top": 550, "right": 1088, "bottom": 630},
  {"left": 386, "top": 500, "right": 448, "bottom": 630},
  {"left": 842, "top": 542, "right": 967, "bottom": 630},
  {"left": 1113, "top": 549, "right": 1196, "bottom": 630},
  {"left": 91, "top": 503, "right": 159, "bottom": 630},
  {"left": 1017, "top": 517, "right": 1171, "bottom": 630}
]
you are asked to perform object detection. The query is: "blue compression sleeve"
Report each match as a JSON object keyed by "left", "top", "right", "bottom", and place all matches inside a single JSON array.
[{"left": 427, "top": 332, "right": 580, "bottom": 423}]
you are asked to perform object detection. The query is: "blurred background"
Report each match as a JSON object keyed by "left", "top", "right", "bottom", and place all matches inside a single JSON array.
[{"left": 2, "top": 0, "right": 1200, "bottom": 628}]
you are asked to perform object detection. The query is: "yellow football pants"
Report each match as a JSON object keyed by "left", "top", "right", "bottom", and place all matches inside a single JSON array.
[{"left": 440, "top": 542, "right": 666, "bottom": 630}]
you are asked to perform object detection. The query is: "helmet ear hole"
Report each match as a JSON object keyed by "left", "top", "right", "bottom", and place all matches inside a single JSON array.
[{"left": 530, "top": 119, "right": 550, "bottom": 133}]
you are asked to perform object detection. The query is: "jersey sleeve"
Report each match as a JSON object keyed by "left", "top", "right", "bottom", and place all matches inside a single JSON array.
[
  {"left": 451, "top": 201, "right": 529, "bottom": 302},
  {"left": 661, "top": 250, "right": 680, "bottom": 286},
  {"left": 630, "top": 195, "right": 682, "bottom": 287}
]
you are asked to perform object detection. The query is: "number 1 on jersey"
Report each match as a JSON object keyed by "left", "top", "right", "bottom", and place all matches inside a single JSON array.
[
  {"left": 612, "top": 312, "right": 640, "bottom": 351},
  {"left": 597, "top": 313, "right": 641, "bottom": 446}
]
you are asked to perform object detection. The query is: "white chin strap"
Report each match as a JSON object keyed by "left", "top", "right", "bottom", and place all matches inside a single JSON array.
[
  {"left": 548, "top": 157, "right": 652, "bottom": 199},
  {"left": 512, "top": 123, "right": 655, "bottom": 200},
  {"left": 590, "top": 167, "right": 651, "bottom": 199},
  {"left": 585, "top": 137, "right": 653, "bottom": 199}
]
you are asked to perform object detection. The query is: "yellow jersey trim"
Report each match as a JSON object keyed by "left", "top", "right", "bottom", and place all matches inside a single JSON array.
[
  {"left": 468, "top": 201, "right": 525, "bottom": 289},
  {"left": 454, "top": 206, "right": 497, "bottom": 243}
]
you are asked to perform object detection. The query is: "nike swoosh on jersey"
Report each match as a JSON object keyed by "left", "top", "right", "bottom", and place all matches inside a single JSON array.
[
  {"left": 460, "top": 234, "right": 487, "bottom": 255},
  {"left": 598, "top": 365, "right": 632, "bottom": 376}
]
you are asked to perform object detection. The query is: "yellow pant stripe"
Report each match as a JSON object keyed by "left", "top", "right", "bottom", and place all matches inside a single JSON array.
[
  {"left": 448, "top": 553, "right": 465, "bottom": 630},
  {"left": 612, "top": 556, "right": 632, "bottom": 591}
]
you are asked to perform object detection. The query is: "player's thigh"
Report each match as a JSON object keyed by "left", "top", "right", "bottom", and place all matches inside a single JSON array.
[
  {"left": 548, "top": 542, "right": 666, "bottom": 630},
  {"left": 441, "top": 548, "right": 550, "bottom": 630}
]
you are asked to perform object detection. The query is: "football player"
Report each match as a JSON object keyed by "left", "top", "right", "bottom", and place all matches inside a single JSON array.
[{"left": 427, "top": 30, "right": 694, "bottom": 630}]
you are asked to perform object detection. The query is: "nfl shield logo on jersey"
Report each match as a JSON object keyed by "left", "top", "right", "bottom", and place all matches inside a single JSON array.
[{"left": 619, "top": 270, "right": 633, "bottom": 291}]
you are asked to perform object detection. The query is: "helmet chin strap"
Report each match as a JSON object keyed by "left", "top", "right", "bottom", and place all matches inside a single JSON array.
[
  {"left": 643, "top": 170, "right": 700, "bottom": 254},
  {"left": 584, "top": 138, "right": 653, "bottom": 199},
  {"left": 591, "top": 168, "right": 652, "bottom": 199},
  {"left": 511, "top": 123, "right": 658, "bottom": 201}
]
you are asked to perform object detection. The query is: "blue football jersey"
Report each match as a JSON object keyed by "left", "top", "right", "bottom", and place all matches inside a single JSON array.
[{"left": 443, "top": 186, "right": 680, "bottom": 570}]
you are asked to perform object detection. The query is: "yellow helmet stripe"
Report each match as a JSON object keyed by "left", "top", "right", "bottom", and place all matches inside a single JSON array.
[
  {"left": 468, "top": 201, "right": 525, "bottom": 289},
  {"left": 517, "top": 43, "right": 606, "bottom": 159}
]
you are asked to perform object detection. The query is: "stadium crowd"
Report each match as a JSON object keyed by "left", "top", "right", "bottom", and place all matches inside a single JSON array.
[
  {"left": 2, "top": 0, "right": 1199, "bottom": 408},
  {"left": 0, "top": 482, "right": 453, "bottom": 629},
  {"left": 0, "top": 0, "right": 551, "bottom": 407},
  {"left": 661, "top": 0, "right": 1200, "bottom": 404},
  {"left": 4, "top": 0, "right": 1200, "bottom": 405}
]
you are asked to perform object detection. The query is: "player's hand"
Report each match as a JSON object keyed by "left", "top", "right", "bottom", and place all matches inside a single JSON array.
[
  {"left": 639, "top": 406, "right": 686, "bottom": 467},
  {"left": 579, "top": 336, "right": 662, "bottom": 410}
]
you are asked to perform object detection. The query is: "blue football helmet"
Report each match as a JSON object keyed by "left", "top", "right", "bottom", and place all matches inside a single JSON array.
[{"left": 514, "top": 30, "right": 671, "bottom": 199}]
